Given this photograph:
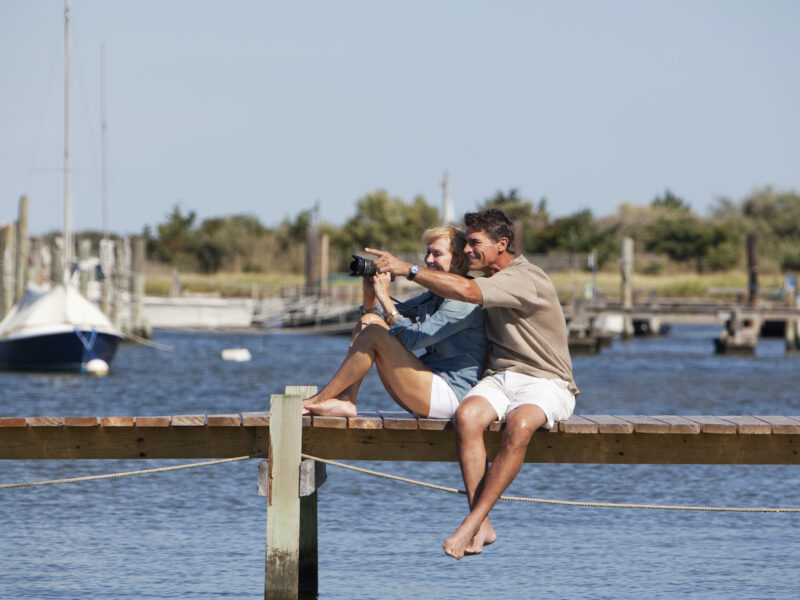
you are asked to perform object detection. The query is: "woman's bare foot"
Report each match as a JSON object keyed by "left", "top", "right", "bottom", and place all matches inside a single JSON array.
[{"left": 302, "top": 396, "right": 357, "bottom": 417}]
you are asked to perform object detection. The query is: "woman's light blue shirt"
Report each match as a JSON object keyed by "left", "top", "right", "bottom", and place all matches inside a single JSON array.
[{"left": 386, "top": 291, "right": 486, "bottom": 401}]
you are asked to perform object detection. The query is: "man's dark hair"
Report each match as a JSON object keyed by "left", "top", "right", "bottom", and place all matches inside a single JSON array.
[{"left": 464, "top": 209, "right": 515, "bottom": 253}]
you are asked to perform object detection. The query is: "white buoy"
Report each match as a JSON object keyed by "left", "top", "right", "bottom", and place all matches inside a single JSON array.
[
  {"left": 84, "top": 358, "right": 110, "bottom": 376},
  {"left": 221, "top": 348, "right": 252, "bottom": 362}
]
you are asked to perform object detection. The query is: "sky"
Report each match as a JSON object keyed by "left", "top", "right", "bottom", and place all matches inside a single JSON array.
[{"left": 1, "top": 0, "right": 799, "bottom": 237}]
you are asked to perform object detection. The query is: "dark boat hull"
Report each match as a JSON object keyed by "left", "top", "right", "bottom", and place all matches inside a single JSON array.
[{"left": 0, "top": 331, "right": 123, "bottom": 372}]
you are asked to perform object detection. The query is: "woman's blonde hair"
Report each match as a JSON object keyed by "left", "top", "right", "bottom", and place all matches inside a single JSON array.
[{"left": 421, "top": 226, "right": 469, "bottom": 275}]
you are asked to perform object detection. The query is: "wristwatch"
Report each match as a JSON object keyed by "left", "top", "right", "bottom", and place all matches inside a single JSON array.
[{"left": 407, "top": 264, "right": 420, "bottom": 280}]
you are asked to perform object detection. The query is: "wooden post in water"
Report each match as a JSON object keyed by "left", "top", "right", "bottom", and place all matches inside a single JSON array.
[
  {"left": 262, "top": 386, "right": 322, "bottom": 599},
  {"left": 100, "top": 238, "right": 114, "bottom": 317},
  {"left": 51, "top": 236, "right": 64, "bottom": 285},
  {"left": 0, "top": 224, "right": 14, "bottom": 318},
  {"left": 15, "top": 195, "right": 29, "bottom": 302},
  {"left": 131, "top": 237, "right": 150, "bottom": 338},
  {"left": 620, "top": 237, "right": 634, "bottom": 339},
  {"left": 747, "top": 234, "right": 758, "bottom": 308},
  {"left": 320, "top": 233, "right": 329, "bottom": 297},
  {"left": 79, "top": 238, "right": 91, "bottom": 297},
  {"left": 786, "top": 281, "right": 798, "bottom": 353},
  {"left": 305, "top": 225, "right": 319, "bottom": 296}
]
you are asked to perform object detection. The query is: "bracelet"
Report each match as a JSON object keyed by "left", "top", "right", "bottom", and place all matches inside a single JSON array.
[{"left": 388, "top": 309, "right": 399, "bottom": 321}]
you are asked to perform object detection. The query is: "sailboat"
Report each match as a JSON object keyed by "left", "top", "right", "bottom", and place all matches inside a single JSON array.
[{"left": 0, "top": 0, "right": 124, "bottom": 373}]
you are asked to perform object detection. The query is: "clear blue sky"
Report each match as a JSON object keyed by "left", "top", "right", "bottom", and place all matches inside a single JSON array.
[{"left": 2, "top": 0, "right": 799, "bottom": 236}]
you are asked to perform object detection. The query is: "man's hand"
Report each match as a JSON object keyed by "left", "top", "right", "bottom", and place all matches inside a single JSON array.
[{"left": 364, "top": 248, "right": 411, "bottom": 278}]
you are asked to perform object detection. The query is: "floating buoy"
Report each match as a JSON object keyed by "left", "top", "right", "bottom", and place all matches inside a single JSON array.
[
  {"left": 84, "top": 358, "right": 110, "bottom": 376},
  {"left": 221, "top": 348, "right": 252, "bottom": 362}
]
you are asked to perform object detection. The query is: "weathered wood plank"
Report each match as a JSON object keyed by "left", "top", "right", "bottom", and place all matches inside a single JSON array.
[
  {"left": 720, "top": 416, "right": 772, "bottom": 434},
  {"left": 135, "top": 416, "right": 170, "bottom": 427},
  {"left": 64, "top": 417, "right": 100, "bottom": 427},
  {"left": 756, "top": 416, "right": 800, "bottom": 434},
  {"left": 172, "top": 415, "right": 205, "bottom": 426},
  {"left": 651, "top": 415, "right": 702, "bottom": 434},
  {"left": 100, "top": 416, "right": 135, "bottom": 427},
  {"left": 0, "top": 417, "right": 27, "bottom": 427},
  {"left": 615, "top": 415, "right": 671, "bottom": 434},
  {"left": 207, "top": 414, "right": 241, "bottom": 426},
  {"left": 348, "top": 413, "right": 383, "bottom": 429},
  {"left": 583, "top": 415, "right": 634, "bottom": 434},
  {"left": 242, "top": 412, "right": 270, "bottom": 426},
  {"left": 27, "top": 416, "right": 64, "bottom": 427},
  {"left": 380, "top": 412, "right": 419, "bottom": 430},
  {"left": 418, "top": 418, "right": 452, "bottom": 431},
  {"left": 685, "top": 416, "right": 738, "bottom": 434},
  {"left": 559, "top": 415, "right": 598, "bottom": 433},
  {"left": 310, "top": 416, "right": 347, "bottom": 429}
]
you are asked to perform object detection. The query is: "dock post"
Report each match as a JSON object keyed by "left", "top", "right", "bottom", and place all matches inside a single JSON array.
[
  {"left": 78, "top": 238, "right": 91, "bottom": 297},
  {"left": 0, "top": 223, "right": 14, "bottom": 318},
  {"left": 264, "top": 385, "right": 321, "bottom": 599},
  {"left": 15, "top": 194, "right": 29, "bottom": 302},
  {"left": 620, "top": 237, "right": 634, "bottom": 339}
]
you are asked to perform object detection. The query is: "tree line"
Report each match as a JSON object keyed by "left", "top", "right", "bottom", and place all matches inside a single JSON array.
[{"left": 139, "top": 186, "right": 800, "bottom": 276}]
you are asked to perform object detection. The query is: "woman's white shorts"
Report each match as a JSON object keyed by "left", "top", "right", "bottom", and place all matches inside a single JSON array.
[
  {"left": 426, "top": 373, "right": 461, "bottom": 419},
  {"left": 465, "top": 371, "right": 575, "bottom": 429}
]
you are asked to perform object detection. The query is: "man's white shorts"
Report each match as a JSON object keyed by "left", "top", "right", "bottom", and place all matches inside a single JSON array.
[
  {"left": 466, "top": 371, "right": 575, "bottom": 429},
  {"left": 426, "top": 372, "right": 460, "bottom": 419}
]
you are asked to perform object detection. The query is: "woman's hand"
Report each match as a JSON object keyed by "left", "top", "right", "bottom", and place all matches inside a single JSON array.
[{"left": 371, "top": 272, "right": 393, "bottom": 301}]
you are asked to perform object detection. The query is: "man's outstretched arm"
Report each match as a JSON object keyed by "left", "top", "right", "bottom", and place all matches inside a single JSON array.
[{"left": 365, "top": 247, "right": 483, "bottom": 306}]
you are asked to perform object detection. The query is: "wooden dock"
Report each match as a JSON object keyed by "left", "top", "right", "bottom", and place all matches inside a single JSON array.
[
  {"left": 2, "top": 393, "right": 799, "bottom": 599},
  {"left": 1, "top": 410, "right": 798, "bottom": 464}
]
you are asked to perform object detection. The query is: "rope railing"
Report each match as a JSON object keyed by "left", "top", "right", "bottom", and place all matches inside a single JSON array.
[{"left": 1, "top": 452, "right": 798, "bottom": 513}]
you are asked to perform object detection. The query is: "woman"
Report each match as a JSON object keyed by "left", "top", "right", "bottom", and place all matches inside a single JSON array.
[{"left": 302, "top": 226, "right": 486, "bottom": 419}]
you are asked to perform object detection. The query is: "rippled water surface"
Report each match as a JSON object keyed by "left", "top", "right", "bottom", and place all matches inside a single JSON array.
[{"left": 1, "top": 325, "right": 798, "bottom": 599}]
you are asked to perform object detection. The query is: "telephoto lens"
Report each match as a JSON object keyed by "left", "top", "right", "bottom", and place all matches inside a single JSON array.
[{"left": 349, "top": 255, "right": 394, "bottom": 280}]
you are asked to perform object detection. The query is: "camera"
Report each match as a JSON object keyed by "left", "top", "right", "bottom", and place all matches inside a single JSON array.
[{"left": 350, "top": 255, "right": 394, "bottom": 280}]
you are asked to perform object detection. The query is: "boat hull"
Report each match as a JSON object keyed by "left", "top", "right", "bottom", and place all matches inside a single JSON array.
[{"left": 0, "top": 330, "right": 123, "bottom": 372}]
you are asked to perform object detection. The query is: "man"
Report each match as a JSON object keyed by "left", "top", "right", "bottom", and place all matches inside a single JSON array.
[{"left": 366, "top": 208, "right": 578, "bottom": 560}]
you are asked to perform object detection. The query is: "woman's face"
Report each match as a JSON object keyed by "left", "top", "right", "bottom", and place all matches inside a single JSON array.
[{"left": 424, "top": 237, "right": 453, "bottom": 272}]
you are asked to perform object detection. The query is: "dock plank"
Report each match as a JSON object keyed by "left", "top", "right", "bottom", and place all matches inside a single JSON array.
[
  {"left": 135, "top": 416, "right": 171, "bottom": 427},
  {"left": 720, "top": 416, "right": 772, "bottom": 434},
  {"left": 380, "top": 412, "right": 419, "bottom": 430},
  {"left": 348, "top": 413, "right": 383, "bottom": 430},
  {"left": 27, "top": 416, "right": 64, "bottom": 427},
  {"left": 685, "top": 416, "right": 738, "bottom": 434},
  {"left": 100, "top": 416, "right": 135, "bottom": 427},
  {"left": 418, "top": 418, "right": 453, "bottom": 431},
  {"left": 311, "top": 416, "right": 348, "bottom": 429},
  {"left": 242, "top": 412, "right": 270, "bottom": 426},
  {"left": 208, "top": 414, "right": 241, "bottom": 426},
  {"left": 0, "top": 417, "right": 27, "bottom": 427},
  {"left": 64, "top": 417, "right": 100, "bottom": 427},
  {"left": 172, "top": 415, "right": 206, "bottom": 426},
  {"left": 755, "top": 416, "right": 800, "bottom": 434},
  {"left": 615, "top": 415, "right": 671, "bottom": 434},
  {"left": 651, "top": 415, "right": 701, "bottom": 434},
  {"left": 559, "top": 415, "right": 598, "bottom": 433},
  {"left": 583, "top": 415, "right": 634, "bottom": 434}
]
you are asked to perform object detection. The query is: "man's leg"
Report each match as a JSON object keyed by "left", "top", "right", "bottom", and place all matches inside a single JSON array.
[
  {"left": 447, "top": 396, "right": 500, "bottom": 556},
  {"left": 443, "top": 403, "right": 546, "bottom": 560}
]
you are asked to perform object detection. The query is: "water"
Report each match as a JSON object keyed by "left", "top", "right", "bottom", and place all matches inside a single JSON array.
[{"left": 1, "top": 325, "right": 798, "bottom": 599}]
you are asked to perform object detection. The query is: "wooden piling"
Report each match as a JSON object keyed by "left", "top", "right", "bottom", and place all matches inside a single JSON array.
[
  {"left": 747, "top": 234, "right": 758, "bottom": 308},
  {"left": 79, "top": 238, "right": 91, "bottom": 297},
  {"left": 15, "top": 194, "right": 29, "bottom": 302},
  {"left": 620, "top": 237, "right": 634, "bottom": 339},
  {"left": 50, "top": 235, "right": 64, "bottom": 285},
  {"left": 0, "top": 223, "right": 14, "bottom": 318}
]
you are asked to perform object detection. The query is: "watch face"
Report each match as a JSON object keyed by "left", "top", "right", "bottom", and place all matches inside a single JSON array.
[{"left": 409, "top": 264, "right": 420, "bottom": 278}]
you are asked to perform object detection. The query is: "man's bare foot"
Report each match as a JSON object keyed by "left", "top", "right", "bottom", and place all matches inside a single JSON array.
[
  {"left": 302, "top": 397, "right": 356, "bottom": 417},
  {"left": 442, "top": 522, "right": 480, "bottom": 560},
  {"left": 464, "top": 519, "right": 497, "bottom": 555}
]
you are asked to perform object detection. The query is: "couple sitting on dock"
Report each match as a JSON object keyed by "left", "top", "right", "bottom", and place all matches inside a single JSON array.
[{"left": 303, "top": 208, "right": 579, "bottom": 560}]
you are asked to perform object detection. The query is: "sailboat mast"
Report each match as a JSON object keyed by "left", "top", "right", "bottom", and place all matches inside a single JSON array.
[
  {"left": 63, "top": 0, "right": 72, "bottom": 280},
  {"left": 101, "top": 44, "right": 109, "bottom": 241}
]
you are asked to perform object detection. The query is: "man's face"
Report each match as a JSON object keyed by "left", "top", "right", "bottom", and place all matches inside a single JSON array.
[{"left": 464, "top": 228, "right": 505, "bottom": 273}]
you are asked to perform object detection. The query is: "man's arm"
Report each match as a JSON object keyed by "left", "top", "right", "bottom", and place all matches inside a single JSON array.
[{"left": 365, "top": 247, "right": 483, "bottom": 305}]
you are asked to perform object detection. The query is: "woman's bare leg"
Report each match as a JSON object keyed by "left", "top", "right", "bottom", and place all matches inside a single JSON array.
[{"left": 303, "top": 321, "right": 435, "bottom": 418}]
